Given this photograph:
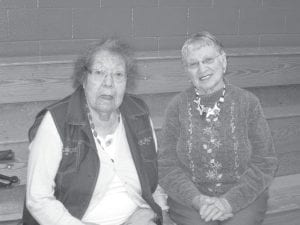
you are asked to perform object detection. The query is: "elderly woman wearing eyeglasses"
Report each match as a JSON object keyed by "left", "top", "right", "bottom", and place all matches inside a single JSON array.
[
  {"left": 158, "top": 31, "right": 278, "bottom": 225},
  {"left": 23, "top": 38, "right": 168, "bottom": 225}
]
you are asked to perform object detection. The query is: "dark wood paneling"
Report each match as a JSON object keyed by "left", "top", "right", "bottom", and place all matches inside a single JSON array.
[
  {"left": 0, "top": 101, "right": 54, "bottom": 144},
  {"left": 0, "top": 185, "right": 25, "bottom": 222},
  {"left": 266, "top": 174, "right": 300, "bottom": 224},
  {"left": 263, "top": 210, "right": 300, "bottom": 225},
  {"left": 0, "top": 221, "right": 20, "bottom": 225},
  {"left": 268, "top": 116, "right": 300, "bottom": 155},
  {"left": 246, "top": 84, "right": 300, "bottom": 108},
  {"left": 277, "top": 151, "right": 300, "bottom": 176},
  {"left": 0, "top": 62, "right": 73, "bottom": 104},
  {"left": 1, "top": 52, "right": 300, "bottom": 104},
  {"left": 1, "top": 87, "right": 300, "bottom": 145}
]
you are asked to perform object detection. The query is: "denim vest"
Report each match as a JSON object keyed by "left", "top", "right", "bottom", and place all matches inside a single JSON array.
[{"left": 23, "top": 86, "right": 162, "bottom": 225}]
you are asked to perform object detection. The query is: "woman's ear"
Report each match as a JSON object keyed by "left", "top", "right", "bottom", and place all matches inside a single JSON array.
[
  {"left": 221, "top": 52, "right": 227, "bottom": 74},
  {"left": 82, "top": 69, "right": 90, "bottom": 89}
]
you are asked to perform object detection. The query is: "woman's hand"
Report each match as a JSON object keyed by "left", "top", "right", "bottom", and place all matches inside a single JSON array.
[
  {"left": 123, "top": 208, "right": 156, "bottom": 225},
  {"left": 200, "top": 197, "right": 233, "bottom": 222}
]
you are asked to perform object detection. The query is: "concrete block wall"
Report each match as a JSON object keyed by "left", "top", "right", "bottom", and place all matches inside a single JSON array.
[{"left": 0, "top": 0, "right": 300, "bottom": 57}]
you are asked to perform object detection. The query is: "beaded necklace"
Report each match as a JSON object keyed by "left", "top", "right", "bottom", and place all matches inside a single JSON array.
[
  {"left": 194, "top": 86, "right": 226, "bottom": 122},
  {"left": 85, "top": 104, "right": 119, "bottom": 161}
]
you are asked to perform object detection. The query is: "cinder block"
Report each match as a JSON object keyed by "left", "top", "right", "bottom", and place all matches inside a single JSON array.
[
  {"left": 187, "top": 0, "right": 212, "bottom": 7},
  {"left": 40, "top": 39, "right": 98, "bottom": 56},
  {"left": 239, "top": 8, "right": 285, "bottom": 34},
  {"left": 285, "top": 10, "right": 300, "bottom": 34},
  {"left": 38, "top": 0, "right": 100, "bottom": 8},
  {"left": 260, "top": 34, "right": 300, "bottom": 47},
  {"left": 159, "top": 36, "right": 186, "bottom": 50},
  {"left": 263, "top": 0, "right": 300, "bottom": 8},
  {"left": 130, "top": 37, "right": 158, "bottom": 51},
  {"left": 159, "top": 0, "right": 188, "bottom": 7},
  {"left": 38, "top": 8, "right": 72, "bottom": 40},
  {"left": 8, "top": 8, "right": 72, "bottom": 41},
  {"left": 160, "top": 0, "right": 211, "bottom": 7},
  {"left": 0, "top": 9, "right": 9, "bottom": 41},
  {"left": 8, "top": 9, "right": 39, "bottom": 41},
  {"left": 217, "top": 35, "right": 259, "bottom": 48},
  {"left": 73, "top": 8, "right": 132, "bottom": 39},
  {"left": 214, "top": 0, "right": 260, "bottom": 8},
  {"left": 134, "top": 7, "right": 187, "bottom": 37},
  {"left": 0, "top": 0, "right": 37, "bottom": 9},
  {"left": 0, "top": 41, "right": 39, "bottom": 57},
  {"left": 101, "top": 0, "right": 157, "bottom": 8},
  {"left": 188, "top": 7, "right": 238, "bottom": 35}
]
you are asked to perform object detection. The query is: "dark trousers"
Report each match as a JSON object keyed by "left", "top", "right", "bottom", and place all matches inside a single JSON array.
[{"left": 168, "top": 190, "right": 269, "bottom": 225}]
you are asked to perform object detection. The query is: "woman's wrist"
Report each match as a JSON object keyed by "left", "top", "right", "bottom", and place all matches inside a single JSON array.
[
  {"left": 219, "top": 197, "right": 232, "bottom": 214},
  {"left": 192, "top": 195, "right": 203, "bottom": 210}
]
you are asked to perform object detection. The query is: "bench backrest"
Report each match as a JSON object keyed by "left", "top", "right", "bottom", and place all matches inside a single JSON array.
[{"left": 1, "top": 47, "right": 300, "bottom": 185}]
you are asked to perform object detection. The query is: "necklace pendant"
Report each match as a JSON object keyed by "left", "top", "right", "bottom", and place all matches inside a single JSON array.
[
  {"left": 206, "top": 108, "right": 214, "bottom": 118},
  {"left": 194, "top": 85, "right": 226, "bottom": 120},
  {"left": 200, "top": 105, "right": 209, "bottom": 116},
  {"left": 106, "top": 138, "right": 113, "bottom": 147}
]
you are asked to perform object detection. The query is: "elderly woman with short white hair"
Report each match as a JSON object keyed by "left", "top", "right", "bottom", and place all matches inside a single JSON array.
[{"left": 158, "top": 31, "right": 278, "bottom": 225}]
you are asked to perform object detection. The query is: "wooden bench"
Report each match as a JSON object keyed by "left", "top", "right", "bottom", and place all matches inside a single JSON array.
[{"left": 1, "top": 47, "right": 300, "bottom": 225}]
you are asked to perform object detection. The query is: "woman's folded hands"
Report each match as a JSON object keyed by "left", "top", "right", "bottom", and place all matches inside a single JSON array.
[{"left": 193, "top": 195, "right": 233, "bottom": 222}]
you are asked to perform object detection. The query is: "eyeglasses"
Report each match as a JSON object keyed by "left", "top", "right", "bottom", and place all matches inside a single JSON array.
[
  {"left": 88, "top": 69, "right": 127, "bottom": 83},
  {"left": 186, "top": 54, "right": 221, "bottom": 69}
]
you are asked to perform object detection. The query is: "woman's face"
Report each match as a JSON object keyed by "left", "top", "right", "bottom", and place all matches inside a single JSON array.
[
  {"left": 184, "top": 44, "right": 226, "bottom": 94},
  {"left": 84, "top": 50, "right": 127, "bottom": 115}
]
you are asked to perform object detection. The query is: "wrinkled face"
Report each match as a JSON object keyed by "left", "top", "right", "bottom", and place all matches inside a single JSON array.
[
  {"left": 83, "top": 50, "right": 127, "bottom": 115},
  {"left": 184, "top": 44, "right": 227, "bottom": 94}
]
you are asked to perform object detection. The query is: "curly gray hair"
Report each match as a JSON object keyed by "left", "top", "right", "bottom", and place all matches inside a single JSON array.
[{"left": 72, "top": 37, "right": 137, "bottom": 89}]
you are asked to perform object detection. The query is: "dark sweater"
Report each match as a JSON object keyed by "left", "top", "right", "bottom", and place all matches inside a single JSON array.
[{"left": 158, "top": 83, "right": 278, "bottom": 213}]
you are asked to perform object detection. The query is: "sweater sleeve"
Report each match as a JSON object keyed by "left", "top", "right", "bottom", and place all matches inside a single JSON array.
[
  {"left": 223, "top": 97, "right": 278, "bottom": 213},
  {"left": 158, "top": 96, "right": 202, "bottom": 208}
]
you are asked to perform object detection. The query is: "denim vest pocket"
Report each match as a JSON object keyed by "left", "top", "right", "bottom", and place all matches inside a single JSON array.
[
  {"left": 55, "top": 140, "right": 91, "bottom": 198},
  {"left": 59, "top": 145, "right": 80, "bottom": 173}
]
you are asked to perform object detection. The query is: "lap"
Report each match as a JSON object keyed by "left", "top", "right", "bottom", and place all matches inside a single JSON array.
[
  {"left": 168, "top": 190, "right": 269, "bottom": 225},
  {"left": 221, "top": 190, "right": 269, "bottom": 225},
  {"left": 168, "top": 197, "right": 218, "bottom": 225}
]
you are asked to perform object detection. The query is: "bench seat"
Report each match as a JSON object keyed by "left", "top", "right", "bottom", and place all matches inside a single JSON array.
[{"left": 1, "top": 174, "right": 300, "bottom": 224}]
